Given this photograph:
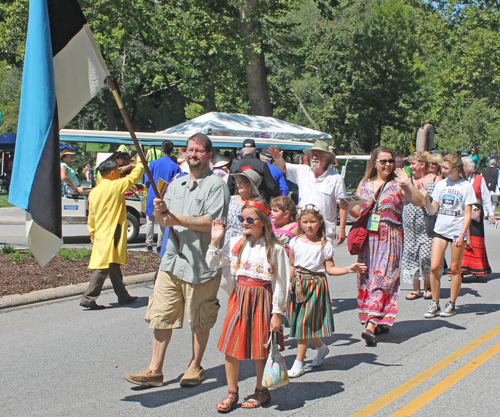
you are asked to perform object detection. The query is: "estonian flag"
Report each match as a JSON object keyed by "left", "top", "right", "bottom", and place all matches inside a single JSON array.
[{"left": 9, "top": 0, "right": 109, "bottom": 266}]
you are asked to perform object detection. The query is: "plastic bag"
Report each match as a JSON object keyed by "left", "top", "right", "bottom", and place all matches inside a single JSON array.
[{"left": 261, "top": 332, "right": 289, "bottom": 388}]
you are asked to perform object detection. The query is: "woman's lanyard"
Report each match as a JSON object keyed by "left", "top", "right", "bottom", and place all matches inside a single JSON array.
[{"left": 367, "top": 180, "right": 386, "bottom": 231}]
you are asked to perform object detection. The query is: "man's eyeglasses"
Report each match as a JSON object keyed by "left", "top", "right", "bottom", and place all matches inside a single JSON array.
[
  {"left": 186, "top": 148, "right": 207, "bottom": 155},
  {"left": 376, "top": 159, "right": 395, "bottom": 165},
  {"left": 237, "top": 215, "right": 262, "bottom": 225}
]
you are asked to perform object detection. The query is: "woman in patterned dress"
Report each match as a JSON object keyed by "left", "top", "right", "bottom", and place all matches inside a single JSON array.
[
  {"left": 402, "top": 152, "right": 442, "bottom": 300},
  {"left": 348, "top": 147, "right": 425, "bottom": 345}
]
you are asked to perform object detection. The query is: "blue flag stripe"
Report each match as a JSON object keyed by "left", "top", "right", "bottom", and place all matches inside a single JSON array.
[{"left": 9, "top": 0, "right": 57, "bottom": 212}]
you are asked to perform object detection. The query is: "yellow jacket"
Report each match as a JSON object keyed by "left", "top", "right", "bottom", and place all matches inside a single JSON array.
[{"left": 88, "top": 163, "right": 144, "bottom": 269}]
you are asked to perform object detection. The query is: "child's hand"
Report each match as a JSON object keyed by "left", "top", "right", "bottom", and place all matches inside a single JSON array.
[
  {"left": 211, "top": 218, "right": 225, "bottom": 241},
  {"left": 349, "top": 263, "right": 367, "bottom": 274},
  {"left": 270, "top": 313, "right": 282, "bottom": 332}
]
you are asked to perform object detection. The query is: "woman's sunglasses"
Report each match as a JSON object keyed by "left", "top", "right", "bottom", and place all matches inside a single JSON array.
[
  {"left": 376, "top": 159, "right": 395, "bottom": 165},
  {"left": 237, "top": 215, "right": 261, "bottom": 225}
]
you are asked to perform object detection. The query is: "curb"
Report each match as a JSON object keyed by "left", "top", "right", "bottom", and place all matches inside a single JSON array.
[{"left": 0, "top": 272, "right": 155, "bottom": 310}]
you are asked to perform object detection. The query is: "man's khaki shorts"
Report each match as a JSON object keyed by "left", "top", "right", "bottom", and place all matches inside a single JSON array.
[{"left": 145, "top": 270, "right": 221, "bottom": 333}]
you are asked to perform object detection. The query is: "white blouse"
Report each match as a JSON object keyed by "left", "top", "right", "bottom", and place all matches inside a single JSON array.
[
  {"left": 206, "top": 236, "right": 290, "bottom": 314},
  {"left": 289, "top": 237, "right": 334, "bottom": 273}
]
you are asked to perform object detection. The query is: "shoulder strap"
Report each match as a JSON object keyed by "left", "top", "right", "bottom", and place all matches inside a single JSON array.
[{"left": 231, "top": 237, "right": 245, "bottom": 254}]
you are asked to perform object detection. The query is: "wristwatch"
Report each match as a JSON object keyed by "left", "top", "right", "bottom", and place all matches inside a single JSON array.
[{"left": 460, "top": 232, "right": 467, "bottom": 238}]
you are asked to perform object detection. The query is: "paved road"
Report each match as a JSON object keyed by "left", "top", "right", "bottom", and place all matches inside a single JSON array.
[
  {"left": 0, "top": 207, "right": 156, "bottom": 250},
  {"left": 2, "top": 224, "right": 500, "bottom": 416}
]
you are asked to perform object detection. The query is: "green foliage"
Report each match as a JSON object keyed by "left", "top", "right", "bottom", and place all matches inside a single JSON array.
[
  {"left": 9, "top": 251, "right": 22, "bottom": 264},
  {"left": 1, "top": 243, "right": 15, "bottom": 254},
  {"left": 24, "top": 248, "right": 33, "bottom": 257},
  {"left": 0, "top": 195, "right": 13, "bottom": 207},
  {"left": 58, "top": 248, "right": 92, "bottom": 261}
]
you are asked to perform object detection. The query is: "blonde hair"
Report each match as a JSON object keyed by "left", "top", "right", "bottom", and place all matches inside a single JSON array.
[
  {"left": 297, "top": 207, "right": 328, "bottom": 250},
  {"left": 443, "top": 153, "right": 465, "bottom": 178},
  {"left": 408, "top": 151, "right": 430, "bottom": 174},
  {"left": 364, "top": 147, "right": 396, "bottom": 181},
  {"left": 270, "top": 196, "right": 297, "bottom": 222},
  {"left": 462, "top": 156, "right": 475, "bottom": 173},
  {"left": 236, "top": 197, "right": 281, "bottom": 276}
]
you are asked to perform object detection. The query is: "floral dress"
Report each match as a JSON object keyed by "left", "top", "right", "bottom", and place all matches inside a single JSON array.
[
  {"left": 225, "top": 196, "right": 244, "bottom": 243},
  {"left": 401, "top": 179, "right": 437, "bottom": 283},
  {"left": 357, "top": 179, "right": 403, "bottom": 327}
]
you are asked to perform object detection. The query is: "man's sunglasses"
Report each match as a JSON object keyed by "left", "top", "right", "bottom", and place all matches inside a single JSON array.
[
  {"left": 376, "top": 159, "right": 395, "bottom": 165},
  {"left": 237, "top": 215, "right": 262, "bottom": 225}
]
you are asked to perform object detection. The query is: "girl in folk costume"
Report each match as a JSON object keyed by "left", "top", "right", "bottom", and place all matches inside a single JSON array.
[
  {"left": 419, "top": 154, "right": 476, "bottom": 318},
  {"left": 270, "top": 196, "right": 299, "bottom": 252},
  {"left": 286, "top": 205, "right": 366, "bottom": 378},
  {"left": 206, "top": 198, "right": 289, "bottom": 412},
  {"left": 460, "top": 156, "right": 495, "bottom": 277}
]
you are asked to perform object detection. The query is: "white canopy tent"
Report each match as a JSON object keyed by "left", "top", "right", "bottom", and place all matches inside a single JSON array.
[{"left": 157, "top": 112, "right": 331, "bottom": 142}]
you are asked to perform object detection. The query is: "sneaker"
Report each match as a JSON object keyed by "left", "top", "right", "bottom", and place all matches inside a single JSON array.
[
  {"left": 424, "top": 301, "right": 441, "bottom": 318},
  {"left": 312, "top": 346, "right": 330, "bottom": 367},
  {"left": 124, "top": 368, "right": 163, "bottom": 387},
  {"left": 440, "top": 302, "right": 457, "bottom": 317},
  {"left": 288, "top": 367, "right": 305, "bottom": 378},
  {"left": 180, "top": 366, "right": 205, "bottom": 387}
]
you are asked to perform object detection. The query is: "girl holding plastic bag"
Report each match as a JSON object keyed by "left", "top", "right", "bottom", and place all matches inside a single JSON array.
[{"left": 206, "top": 198, "right": 289, "bottom": 412}]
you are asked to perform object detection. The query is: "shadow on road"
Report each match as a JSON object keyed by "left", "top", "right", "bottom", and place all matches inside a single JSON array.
[
  {"left": 378, "top": 319, "right": 465, "bottom": 345},
  {"left": 332, "top": 297, "right": 358, "bottom": 314},
  {"left": 462, "top": 272, "right": 500, "bottom": 284}
]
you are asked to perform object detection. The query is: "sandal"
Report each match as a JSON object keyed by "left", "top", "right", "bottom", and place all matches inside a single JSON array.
[
  {"left": 241, "top": 387, "right": 271, "bottom": 408},
  {"left": 216, "top": 389, "right": 239, "bottom": 412},
  {"left": 423, "top": 288, "right": 432, "bottom": 299},
  {"left": 405, "top": 291, "right": 422, "bottom": 300},
  {"left": 361, "top": 329, "right": 376, "bottom": 346}
]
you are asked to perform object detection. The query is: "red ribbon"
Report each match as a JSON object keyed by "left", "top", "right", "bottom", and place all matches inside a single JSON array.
[{"left": 244, "top": 200, "right": 271, "bottom": 216}]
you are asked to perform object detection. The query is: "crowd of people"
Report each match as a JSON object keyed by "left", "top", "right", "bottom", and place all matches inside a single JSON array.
[{"left": 73, "top": 134, "right": 497, "bottom": 411}]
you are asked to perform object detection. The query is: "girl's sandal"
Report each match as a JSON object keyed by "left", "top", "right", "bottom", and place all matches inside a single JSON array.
[
  {"left": 216, "top": 389, "right": 239, "bottom": 413},
  {"left": 361, "top": 329, "right": 376, "bottom": 346},
  {"left": 405, "top": 291, "right": 422, "bottom": 300},
  {"left": 423, "top": 288, "right": 432, "bottom": 299},
  {"left": 241, "top": 387, "right": 271, "bottom": 409}
]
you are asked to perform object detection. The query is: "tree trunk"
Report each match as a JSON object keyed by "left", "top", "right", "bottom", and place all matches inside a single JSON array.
[
  {"left": 240, "top": 0, "right": 273, "bottom": 116},
  {"left": 103, "top": 87, "right": 118, "bottom": 131}
]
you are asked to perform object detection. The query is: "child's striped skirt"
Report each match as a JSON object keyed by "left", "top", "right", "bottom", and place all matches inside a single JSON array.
[
  {"left": 286, "top": 267, "right": 334, "bottom": 339},
  {"left": 218, "top": 276, "right": 271, "bottom": 360}
]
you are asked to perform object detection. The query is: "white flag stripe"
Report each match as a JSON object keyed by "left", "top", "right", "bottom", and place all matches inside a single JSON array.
[
  {"left": 26, "top": 212, "right": 63, "bottom": 267},
  {"left": 53, "top": 23, "right": 107, "bottom": 128}
]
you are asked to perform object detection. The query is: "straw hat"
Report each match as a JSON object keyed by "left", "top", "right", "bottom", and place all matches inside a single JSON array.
[
  {"left": 212, "top": 153, "right": 231, "bottom": 168},
  {"left": 231, "top": 169, "right": 262, "bottom": 197},
  {"left": 303, "top": 140, "right": 336, "bottom": 165},
  {"left": 60, "top": 148, "right": 76, "bottom": 156}
]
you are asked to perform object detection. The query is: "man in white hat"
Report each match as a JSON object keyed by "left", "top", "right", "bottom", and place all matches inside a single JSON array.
[{"left": 268, "top": 140, "right": 348, "bottom": 243}]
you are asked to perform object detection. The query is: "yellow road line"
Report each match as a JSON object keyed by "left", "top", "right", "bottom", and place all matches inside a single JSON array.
[
  {"left": 351, "top": 324, "right": 500, "bottom": 417},
  {"left": 391, "top": 340, "right": 500, "bottom": 416},
  {"left": 0, "top": 235, "right": 25, "bottom": 238}
]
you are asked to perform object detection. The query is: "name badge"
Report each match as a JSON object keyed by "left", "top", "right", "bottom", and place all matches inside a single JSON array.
[{"left": 367, "top": 214, "right": 381, "bottom": 231}]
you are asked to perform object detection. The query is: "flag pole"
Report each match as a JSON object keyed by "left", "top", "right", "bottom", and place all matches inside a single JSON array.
[{"left": 105, "top": 75, "right": 180, "bottom": 247}]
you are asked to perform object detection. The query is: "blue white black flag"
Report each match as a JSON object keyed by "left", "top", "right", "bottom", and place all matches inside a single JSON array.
[{"left": 9, "top": 0, "right": 109, "bottom": 266}]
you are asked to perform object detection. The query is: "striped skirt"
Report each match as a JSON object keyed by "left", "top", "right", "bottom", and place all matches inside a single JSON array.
[
  {"left": 461, "top": 204, "right": 491, "bottom": 276},
  {"left": 286, "top": 267, "right": 334, "bottom": 340},
  {"left": 217, "top": 276, "right": 271, "bottom": 360}
]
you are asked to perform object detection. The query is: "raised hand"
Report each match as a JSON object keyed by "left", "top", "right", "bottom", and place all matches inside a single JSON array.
[
  {"left": 267, "top": 146, "right": 283, "bottom": 160},
  {"left": 395, "top": 168, "right": 410, "bottom": 187},
  {"left": 211, "top": 218, "right": 225, "bottom": 243},
  {"left": 418, "top": 183, "right": 429, "bottom": 199}
]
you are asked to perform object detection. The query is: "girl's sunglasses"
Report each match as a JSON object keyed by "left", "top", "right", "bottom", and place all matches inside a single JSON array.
[{"left": 237, "top": 215, "right": 261, "bottom": 225}]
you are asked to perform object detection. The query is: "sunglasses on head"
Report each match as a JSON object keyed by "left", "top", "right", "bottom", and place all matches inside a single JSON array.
[
  {"left": 376, "top": 159, "right": 395, "bottom": 165},
  {"left": 237, "top": 215, "right": 262, "bottom": 225}
]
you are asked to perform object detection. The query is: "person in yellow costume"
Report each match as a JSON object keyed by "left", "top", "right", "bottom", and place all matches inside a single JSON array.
[{"left": 80, "top": 158, "right": 145, "bottom": 310}]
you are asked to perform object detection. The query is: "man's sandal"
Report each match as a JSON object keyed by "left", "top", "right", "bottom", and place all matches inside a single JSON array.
[
  {"left": 241, "top": 387, "right": 271, "bottom": 408},
  {"left": 423, "top": 288, "right": 432, "bottom": 299},
  {"left": 216, "top": 389, "right": 239, "bottom": 413},
  {"left": 405, "top": 291, "right": 422, "bottom": 300}
]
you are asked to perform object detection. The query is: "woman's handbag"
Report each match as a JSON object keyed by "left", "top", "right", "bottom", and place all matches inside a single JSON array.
[
  {"left": 261, "top": 332, "right": 289, "bottom": 388},
  {"left": 471, "top": 205, "right": 482, "bottom": 223},
  {"left": 347, "top": 182, "right": 385, "bottom": 255},
  {"left": 422, "top": 208, "right": 437, "bottom": 236}
]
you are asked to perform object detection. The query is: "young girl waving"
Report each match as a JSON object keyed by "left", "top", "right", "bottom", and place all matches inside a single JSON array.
[
  {"left": 270, "top": 196, "right": 299, "bottom": 252},
  {"left": 420, "top": 154, "right": 476, "bottom": 318},
  {"left": 206, "top": 198, "right": 289, "bottom": 412},
  {"left": 287, "top": 205, "right": 366, "bottom": 377}
]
